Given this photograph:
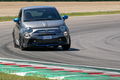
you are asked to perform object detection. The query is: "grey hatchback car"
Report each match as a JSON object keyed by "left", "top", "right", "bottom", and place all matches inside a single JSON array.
[{"left": 12, "top": 6, "right": 71, "bottom": 50}]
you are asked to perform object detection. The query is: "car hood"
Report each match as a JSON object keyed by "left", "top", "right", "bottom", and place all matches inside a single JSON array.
[{"left": 22, "top": 20, "right": 65, "bottom": 28}]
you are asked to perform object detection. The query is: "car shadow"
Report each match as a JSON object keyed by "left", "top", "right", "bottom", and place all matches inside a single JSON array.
[{"left": 26, "top": 47, "right": 80, "bottom": 52}]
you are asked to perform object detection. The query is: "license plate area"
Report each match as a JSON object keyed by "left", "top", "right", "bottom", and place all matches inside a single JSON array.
[{"left": 42, "top": 36, "right": 52, "bottom": 39}]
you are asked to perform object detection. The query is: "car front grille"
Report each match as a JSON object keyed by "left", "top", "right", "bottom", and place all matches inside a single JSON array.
[
  {"left": 33, "top": 28, "right": 61, "bottom": 36},
  {"left": 28, "top": 37, "right": 67, "bottom": 44}
]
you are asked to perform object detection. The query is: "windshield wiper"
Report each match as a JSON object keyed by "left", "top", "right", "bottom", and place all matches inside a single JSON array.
[
  {"left": 24, "top": 18, "right": 60, "bottom": 22},
  {"left": 34, "top": 18, "right": 59, "bottom": 21}
]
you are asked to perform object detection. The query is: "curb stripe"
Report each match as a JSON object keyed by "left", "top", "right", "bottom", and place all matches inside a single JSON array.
[
  {"left": 17, "top": 65, "right": 33, "bottom": 67},
  {"left": 109, "top": 75, "right": 120, "bottom": 77},
  {"left": 88, "top": 72, "right": 104, "bottom": 75},
  {"left": 65, "top": 70, "right": 84, "bottom": 72},
  {"left": 34, "top": 67, "right": 48, "bottom": 69},
  {"left": 1, "top": 57, "right": 120, "bottom": 72},
  {"left": 1, "top": 61, "right": 120, "bottom": 77}
]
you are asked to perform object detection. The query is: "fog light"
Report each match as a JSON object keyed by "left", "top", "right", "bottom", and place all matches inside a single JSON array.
[
  {"left": 33, "top": 40, "right": 36, "bottom": 42},
  {"left": 24, "top": 32, "right": 31, "bottom": 39},
  {"left": 59, "top": 39, "right": 62, "bottom": 41},
  {"left": 64, "top": 31, "right": 68, "bottom": 36}
]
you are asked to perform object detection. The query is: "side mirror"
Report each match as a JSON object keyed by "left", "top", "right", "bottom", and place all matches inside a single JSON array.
[
  {"left": 13, "top": 18, "right": 20, "bottom": 23},
  {"left": 63, "top": 15, "right": 69, "bottom": 20}
]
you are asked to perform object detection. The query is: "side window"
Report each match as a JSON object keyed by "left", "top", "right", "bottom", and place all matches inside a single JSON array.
[{"left": 18, "top": 9, "right": 22, "bottom": 20}]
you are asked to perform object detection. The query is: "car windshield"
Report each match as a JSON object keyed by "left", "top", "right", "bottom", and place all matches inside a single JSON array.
[{"left": 23, "top": 8, "right": 62, "bottom": 22}]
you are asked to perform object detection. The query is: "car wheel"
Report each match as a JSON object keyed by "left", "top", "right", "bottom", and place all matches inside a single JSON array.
[
  {"left": 13, "top": 40, "right": 18, "bottom": 48},
  {"left": 62, "top": 36, "right": 71, "bottom": 50},
  {"left": 19, "top": 38, "right": 27, "bottom": 50},
  {"left": 12, "top": 32, "right": 18, "bottom": 48}
]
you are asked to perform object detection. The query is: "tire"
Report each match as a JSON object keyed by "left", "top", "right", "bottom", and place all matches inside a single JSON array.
[
  {"left": 62, "top": 36, "right": 71, "bottom": 50},
  {"left": 13, "top": 40, "right": 18, "bottom": 48},
  {"left": 19, "top": 37, "right": 27, "bottom": 50},
  {"left": 12, "top": 32, "right": 18, "bottom": 48}
]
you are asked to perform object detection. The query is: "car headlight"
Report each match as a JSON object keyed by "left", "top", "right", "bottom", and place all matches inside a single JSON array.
[
  {"left": 60, "top": 26, "right": 66, "bottom": 32},
  {"left": 24, "top": 27, "right": 33, "bottom": 33},
  {"left": 24, "top": 32, "right": 31, "bottom": 39}
]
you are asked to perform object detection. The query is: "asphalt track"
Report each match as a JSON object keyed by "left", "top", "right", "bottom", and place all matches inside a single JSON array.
[{"left": 0, "top": 14, "right": 120, "bottom": 69}]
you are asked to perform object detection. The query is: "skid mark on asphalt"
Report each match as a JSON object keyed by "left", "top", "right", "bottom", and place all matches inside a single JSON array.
[{"left": 0, "top": 59, "right": 120, "bottom": 80}]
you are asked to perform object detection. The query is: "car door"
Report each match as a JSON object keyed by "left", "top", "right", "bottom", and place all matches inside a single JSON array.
[{"left": 14, "top": 9, "right": 22, "bottom": 45}]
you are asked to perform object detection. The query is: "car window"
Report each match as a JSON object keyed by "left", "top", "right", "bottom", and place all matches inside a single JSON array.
[{"left": 23, "top": 8, "right": 62, "bottom": 22}]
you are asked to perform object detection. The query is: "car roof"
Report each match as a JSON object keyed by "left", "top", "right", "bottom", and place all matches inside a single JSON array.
[{"left": 22, "top": 6, "right": 55, "bottom": 10}]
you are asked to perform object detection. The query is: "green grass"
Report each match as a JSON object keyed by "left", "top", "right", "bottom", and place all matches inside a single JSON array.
[
  {"left": 0, "top": 72, "right": 51, "bottom": 80},
  {"left": 0, "top": 16, "right": 16, "bottom": 22},
  {"left": 61, "top": 10, "right": 120, "bottom": 16},
  {"left": 0, "top": 10, "right": 120, "bottom": 22}
]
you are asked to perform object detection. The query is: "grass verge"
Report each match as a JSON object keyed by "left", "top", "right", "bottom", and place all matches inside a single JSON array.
[
  {"left": 0, "top": 10, "right": 120, "bottom": 22},
  {"left": 0, "top": 72, "right": 51, "bottom": 80},
  {"left": 0, "top": 16, "right": 16, "bottom": 22},
  {"left": 61, "top": 10, "right": 120, "bottom": 16}
]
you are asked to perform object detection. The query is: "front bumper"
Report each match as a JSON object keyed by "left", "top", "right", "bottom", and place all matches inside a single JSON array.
[{"left": 23, "top": 36, "right": 68, "bottom": 47}]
